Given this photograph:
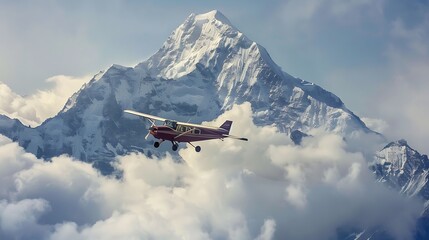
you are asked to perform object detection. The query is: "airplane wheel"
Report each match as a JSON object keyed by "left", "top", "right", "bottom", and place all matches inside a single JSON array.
[
  {"left": 195, "top": 146, "right": 201, "bottom": 152},
  {"left": 172, "top": 144, "right": 178, "bottom": 151},
  {"left": 154, "top": 142, "right": 160, "bottom": 148}
]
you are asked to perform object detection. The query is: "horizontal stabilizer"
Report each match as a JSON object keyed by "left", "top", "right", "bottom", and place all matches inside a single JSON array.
[{"left": 223, "top": 134, "right": 248, "bottom": 141}]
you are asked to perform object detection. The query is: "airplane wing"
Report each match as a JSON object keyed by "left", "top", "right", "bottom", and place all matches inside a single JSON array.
[
  {"left": 223, "top": 134, "right": 248, "bottom": 141},
  {"left": 124, "top": 110, "right": 167, "bottom": 122},
  {"left": 175, "top": 121, "right": 220, "bottom": 131}
]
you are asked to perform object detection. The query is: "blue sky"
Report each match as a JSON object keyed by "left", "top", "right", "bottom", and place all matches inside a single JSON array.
[{"left": 1, "top": 0, "right": 429, "bottom": 150}]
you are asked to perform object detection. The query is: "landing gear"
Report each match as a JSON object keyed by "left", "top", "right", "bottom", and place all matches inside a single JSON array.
[
  {"left": 171, "top": 141, "right": 179, "bottom": 151},
  {"left": 195, "top": 146, "right": 201, "bottom": 152},
  {"left": 188, "top": 142, "right": 202, "bottom": 153},
  {"left": 153, "top": 140, "right": 200, "bottom": 152},
  {"left": 154, "top": 139, "right": 164, "bottom": 148}
]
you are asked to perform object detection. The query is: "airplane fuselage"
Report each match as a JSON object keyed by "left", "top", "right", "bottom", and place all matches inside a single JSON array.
[{"left": 150, "top": 125, "right": 229, "bottom": 142}]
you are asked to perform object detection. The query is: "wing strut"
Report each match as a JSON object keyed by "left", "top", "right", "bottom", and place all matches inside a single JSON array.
[{"left": 174, "top": 128, "right": 195, "bottom": 139}]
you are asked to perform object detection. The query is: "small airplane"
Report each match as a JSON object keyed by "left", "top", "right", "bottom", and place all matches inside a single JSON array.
[{"left": 124, "top": 109, "right": 248, "bottom": 152}]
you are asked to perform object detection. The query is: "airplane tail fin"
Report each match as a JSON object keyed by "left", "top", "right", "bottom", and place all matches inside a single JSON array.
[{"left": 219, "top": 120, "right": 233, "bottom": 134}]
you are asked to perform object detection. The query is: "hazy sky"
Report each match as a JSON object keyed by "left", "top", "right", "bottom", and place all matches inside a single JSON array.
[{"left": 1, "top": 0, "right": 428, "bottom": 150}]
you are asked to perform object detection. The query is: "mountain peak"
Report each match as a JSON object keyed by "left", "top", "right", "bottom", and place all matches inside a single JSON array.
[
  {"left": 133, "top": 10, "right": 371, "bottom": 134},
  {"left": 382, "top": 139, "right": 410, "bottom": 150},
  {"left": 138, "top": 10, "right": 258, "bottom": 80},
  {"left": 396, "top": 139, "right": 408, "bottom": 146},
  {"left": 374, "top": 138, "right": 429, "bottom": 199},
  {"left": 193, "top": 10, "right": 232, "bottom": 26}
]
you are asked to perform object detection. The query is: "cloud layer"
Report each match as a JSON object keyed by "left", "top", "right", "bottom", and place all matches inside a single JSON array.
[
  {"left": 0, "top": 75, "right": 90, "bottom": 126},
  {"left": 0, "top": 103, "right": 422, "bottom": 240}
]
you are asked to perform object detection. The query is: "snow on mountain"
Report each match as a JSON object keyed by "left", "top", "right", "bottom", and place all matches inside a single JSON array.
[
  {"left": 0, "top": 10, "right": 376, "bottom": 173},
  {"left": 372, "top": 140, "right": 429, "bottom": 198},
  {"left": 372, "top": 140, "right": 429, "bottom": 216},
  {"left": 370, "top": 140, "right": 429, "bottom": 239},
  {"left": 137, "top": 10, "right": 372, "bottom": 134}
]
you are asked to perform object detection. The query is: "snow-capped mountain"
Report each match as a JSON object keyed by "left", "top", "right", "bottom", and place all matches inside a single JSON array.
[
  {"left": 137, "top": 10, "right": 372, "bottom": 134},
  {"left": 371, "top": 140, "right": 429, "bottom": 239},
  {"left": 0, "top": 10, "right": 375, "bottom": 173},
  {"left": 373, "top": 140, "right": 429, "bottom": 198}
]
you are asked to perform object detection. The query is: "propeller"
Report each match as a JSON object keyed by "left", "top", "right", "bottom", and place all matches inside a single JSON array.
[
  {"left": 145, "top": 131, "right": 151, "bottom": 140},
  {"left": 145, "top": 126, "right": 156, "bottom": 140},
  {"left": 143, "top": 118, "right": 156, "bottom": 140}
]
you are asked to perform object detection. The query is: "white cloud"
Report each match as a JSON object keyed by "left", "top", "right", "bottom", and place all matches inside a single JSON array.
[
  {"left": 361, "top": 117, "right": 388, "bottom": 134},
  {"left": 0, "top": 103, "right": 423, "bottom": 240},
  {"left": 0, "top": 75, "right": 91, "bottom": 127},
  {"left": 255, "top": 219, "right": 276, "bottom": 240},
  {"left": 0, "top": 199, "right": 51, "bottom": 240}
]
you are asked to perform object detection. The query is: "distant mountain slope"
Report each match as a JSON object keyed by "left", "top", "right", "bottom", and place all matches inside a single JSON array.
[
  {"left": 0, "top": 10, "right": 375, "bottom": 173},
  {"left": 373, "top": 140, "right": 429, "bottom": 198},
  {"left": 371, "top": 140, "right": 429, "bottom": 239}
]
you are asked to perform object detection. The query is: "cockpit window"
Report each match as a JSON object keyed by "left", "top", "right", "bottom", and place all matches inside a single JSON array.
[
  {"left": 164, "top": 120, "right": 177, "bottom": 129},
  {"left": 180, "top": 126, "right": 187, "bottom": 132}
]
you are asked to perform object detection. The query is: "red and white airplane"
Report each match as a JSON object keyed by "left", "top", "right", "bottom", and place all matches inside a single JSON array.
[{"left": 124, "top": 110, "right": 248, "bottom": 152}]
